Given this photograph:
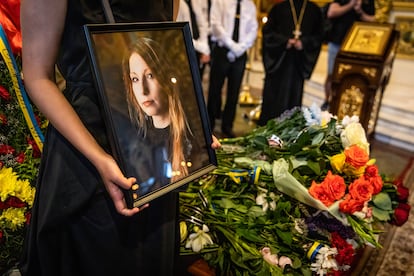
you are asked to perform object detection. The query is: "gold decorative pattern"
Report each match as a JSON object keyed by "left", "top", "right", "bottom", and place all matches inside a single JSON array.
[
  {"left": 375, "top": 0, "right": 392, "bottom": 23},
  {"left": 338, "top": 85, "right": 364, "bottom": 119},
  {"left": 367, "top": 90, "right": 382, "bottom": 134},
  {"left": 338, "top": 63, "right": 352, "bottom": 74},
  {"left": 363, "top": 67, "right": 377, "bottom": 78}
]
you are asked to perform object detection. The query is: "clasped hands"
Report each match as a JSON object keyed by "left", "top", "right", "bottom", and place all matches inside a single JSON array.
[
  {"left": 224, "top": 37, "right": 246, "bottom": 62},
  {"left": 286, "top": 38, "right": 303, "bottom": 50}
]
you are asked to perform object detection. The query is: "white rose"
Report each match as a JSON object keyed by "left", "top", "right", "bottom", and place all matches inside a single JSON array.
[{"left": 340, "top": 122, "right": 370, "bottom": 154}]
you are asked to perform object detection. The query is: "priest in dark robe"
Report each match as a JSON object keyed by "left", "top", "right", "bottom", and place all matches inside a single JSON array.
[{"left": 257, "top": 0, "right": 324, "bottom": 126}]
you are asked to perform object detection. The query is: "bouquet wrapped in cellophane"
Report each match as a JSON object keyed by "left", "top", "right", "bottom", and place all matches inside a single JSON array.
[{"left": 179, "top": 105, "right": 410, "bottom": 276}]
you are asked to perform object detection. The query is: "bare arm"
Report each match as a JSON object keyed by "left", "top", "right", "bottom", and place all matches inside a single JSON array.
[
  {"left": 327, "top": 0, "right": 357, "bottom": 19},
  {"left": 21, "top": 0, "right": 143, "bottom": 216},
  {"left": 354, "top": 0, "right": 376, "bottom": 22},
  {"left": 173, "top": 0, "right": 180, "bottom": 20}
]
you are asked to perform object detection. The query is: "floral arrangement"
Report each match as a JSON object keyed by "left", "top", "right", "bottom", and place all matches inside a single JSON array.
[
  {"left": 179, "top": 105, "right": 411, "bottom": 275},
  {"left": 0, "top": 1, "right": 47, "bottom": 271}
]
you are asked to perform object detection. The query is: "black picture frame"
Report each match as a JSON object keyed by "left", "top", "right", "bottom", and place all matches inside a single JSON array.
[{"left": 84, "top": 22, "right": 217, "bottom": 208}]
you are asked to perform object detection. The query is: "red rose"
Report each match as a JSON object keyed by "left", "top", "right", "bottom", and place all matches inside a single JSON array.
[
  {"left": 396, "top": 185, "right": 409, "bottom": 202},
  {"left": 348, "top": 177, "right": 373, "bottom": 202},
  {"left": 25, "top": 211, "right": 32, "bottom": 225},
  {"left": 27, "top": 138, "right": 41, "bottom": 158},
  {"left": 0, "top": 85, "right": 11, "bottom": 101},
  {"left": 393, "top": 178, "right": 404, "bottom": 187},
  {"left": 364, "top": 165, "right": 379, "bottom": 178},
  {"left": 0, "top": 200, "right": 9, "bottom": 209},
  {"left": 16, "top": 151, "right": 25, "bottom": 163},
  {"left": 0, "top": 144, "right": 15, "bottom": 155},
  {"left": 6, "top": 196, "right": 26, "bottom": 208},
  {"left": 392, "top": 203, "right": 411, "bottom": 226},
  {"left": 344, "top": 145, "right": 369, "bottom": 168}
]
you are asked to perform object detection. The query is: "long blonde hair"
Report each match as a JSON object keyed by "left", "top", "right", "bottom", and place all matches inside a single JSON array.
[{"left": 122, "top": 37, "right": 191, "bottom": 180}]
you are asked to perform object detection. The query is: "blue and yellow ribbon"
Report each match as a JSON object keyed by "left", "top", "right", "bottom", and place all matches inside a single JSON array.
[
  {"left": 249, "top": 166, "right": 261, "bottom": 185},
  {"left": 227, "top": 169, "right": 249, "bottom": 184},
  {"left": 226, "top": 166, "right": 262, "bottom": 185},
  {"left": 0, "top": 25, "right": 44, "bottom": 151},
  {"left": 307, "top": 241, "right": 323, "bottom": 261}
]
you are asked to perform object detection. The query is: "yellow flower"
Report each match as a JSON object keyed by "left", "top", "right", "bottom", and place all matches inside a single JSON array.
[
  {"left": 15, "top": 178, "right": 35, "bottom": 207},
  {"left": 330, "top": 153, "right": 346, "bottom": 173},
  {"left": 0, "top": 167, "right": 19, "bottom": 201},
  {"left": 342, "top": 163, "right": 366, "bottom": 177},
  {"left": 0, "top": 167, "right": 35, "bottom": 206},
  {"left": 180, "top": 221, "right": 188, "bottom": 243},
  {"left": 0, "top": 207, "right": 27, "bottom": 231}
]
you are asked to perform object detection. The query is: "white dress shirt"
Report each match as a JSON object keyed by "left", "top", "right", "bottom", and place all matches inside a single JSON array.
[
  {"left": 210, "top": 0, "right": 258, "bottom": 57},
  {"left": 176, "top": 0, "right": 210, "bottom": 55}
]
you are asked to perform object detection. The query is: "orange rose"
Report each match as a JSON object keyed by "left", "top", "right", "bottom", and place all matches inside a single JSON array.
[
  {"left": 339, "top": 194, "right": 365, "bottom": 214},
  {"left": 309, "top": 171, "right": 346, "bottom": 207},
  {"left": 344, "top": 145, "right": 369, "bottom": 168},
  {"left": 364, "top": 165, "right": 383, "bottom": 194},
  {"left": 322, "top": 171, "right": 346, "bottom": 201},
  {"left": 309, "top": 181, "right": 335, "bottom": 206},
  {"left": 348, "top": 177, "right": 373, "bottom": 202},
  {"left": 368, "top": 175, "right": 383, "bottom": 195}
]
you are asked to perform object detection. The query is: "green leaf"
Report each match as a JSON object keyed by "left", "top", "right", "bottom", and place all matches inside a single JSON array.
[
  {"left": 311, "top": 132, "right": 325, "bottom": 145},
  {"left": 247, "top": 206, "right": 266, "bottom": 218},
  {"left": 306, "top": 160, "right": 321, "bottom": 175},
  {"left": 372, "top": 192, "right": 393, "bottom": 211},
  {"left": 276, "top": 228, "right": 293, "bottom": 246},
  {"left": 372, "top": 206, "right": 391, "bottom": 221},
  {"left": 252, "top": 135, "right": 269, "bottom": 149},
  {"left": 290, "top": 157, "right": 308, "bottom": 170},
  {"left": 236, "top": 228, "right": 266, "bottom": 243}
]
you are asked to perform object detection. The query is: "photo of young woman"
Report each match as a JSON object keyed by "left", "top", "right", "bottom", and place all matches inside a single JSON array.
[{"left": 122, "top": 37, "right": 196, "bottom": 194}]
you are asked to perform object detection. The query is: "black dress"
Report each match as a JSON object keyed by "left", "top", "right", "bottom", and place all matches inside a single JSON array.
[{"left": 19, "top": 1, "right": 179, "bottom": 275}]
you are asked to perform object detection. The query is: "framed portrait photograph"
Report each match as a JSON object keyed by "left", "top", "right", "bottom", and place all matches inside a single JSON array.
[{"left": 84, "top": 22, "right": 217, "bottom": 208}]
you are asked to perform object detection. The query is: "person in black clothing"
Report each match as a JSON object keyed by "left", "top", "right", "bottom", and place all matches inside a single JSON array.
[
  {"left": 321, "top": 0, "right": 375, "bottom": 110},
  {"left": 257, "top": 0, "right": 324, "bottom": 126},
  {"left": 18, "top": 1, "right": 220, "bottom": 275}
]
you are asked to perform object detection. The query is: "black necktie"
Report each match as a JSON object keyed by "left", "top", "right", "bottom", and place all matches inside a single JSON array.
[
  {"left": 185, "top": 0, "right": 200, "bottom": 40},
  {"left": 232, "top": 0, "right": 241, "bottom": 42}
]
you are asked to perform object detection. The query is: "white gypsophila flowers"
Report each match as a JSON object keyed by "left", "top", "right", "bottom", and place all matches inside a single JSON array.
[{"left": 310, "top": 245, "right": 338, "bottom": 276}]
